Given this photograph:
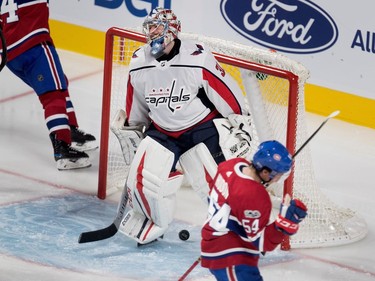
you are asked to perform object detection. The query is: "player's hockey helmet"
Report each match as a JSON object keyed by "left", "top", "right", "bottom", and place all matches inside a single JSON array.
[
  {"left": 143, "top": 7, "right": 181, "bottom": 57},
  {"left": 252, "top": 140, "right": 292, "bottom": 179}
]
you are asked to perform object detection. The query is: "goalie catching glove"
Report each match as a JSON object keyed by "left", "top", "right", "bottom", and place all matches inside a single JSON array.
[
  {"left": 110, "top": 109, "right": 144, "bottom": 165},
  {"left": 275, "top": 194, "right": 307, "bottom": 235}
]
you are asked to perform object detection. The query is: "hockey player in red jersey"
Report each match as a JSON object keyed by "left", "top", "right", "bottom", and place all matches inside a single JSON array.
[
  {"left": 0, "top": 0, "right": 96, "bottom": 170},
  {"left": 113, "top": 7, "right": 252, "bottom": 245},
  {"left": 201, "top": 140, "right": 308, "bottom": 281}
]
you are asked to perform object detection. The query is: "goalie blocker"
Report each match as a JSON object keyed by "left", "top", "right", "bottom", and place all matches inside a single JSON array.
[{"left": 110, "top": 109, "right": 145, "bottom": 165}]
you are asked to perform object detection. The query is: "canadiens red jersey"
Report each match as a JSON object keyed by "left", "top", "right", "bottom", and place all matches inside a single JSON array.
[
  {"left": 125, "top": 39, "right": 248, "bottom": 137},
  {"left": 0, "top": 0, "right": 52, "bottom": 61},
  {"left": 201, "top": 158, "right": 285, "bottom": 270}
]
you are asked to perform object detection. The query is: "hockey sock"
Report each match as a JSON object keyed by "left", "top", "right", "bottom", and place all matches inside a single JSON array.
[
  {"left": 39, "top": 90, "right": 71, "bottom": 144},
  {"left": 62, "top": 90, "right": 79, "bottom": 128}
]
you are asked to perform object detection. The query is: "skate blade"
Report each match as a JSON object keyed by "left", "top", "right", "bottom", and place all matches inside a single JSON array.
[
  {"left": 71, "top": 140, "right": 99, "bottom": 152},
  {"left": 57, "top": 158, "right": 91, "bottom": 170}
]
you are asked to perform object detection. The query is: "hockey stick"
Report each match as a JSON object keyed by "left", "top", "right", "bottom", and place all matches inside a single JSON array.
[
  {"left": 0, "top": 25, "right": 7, "bottom": 73},
  {"left": 78, "top": 110, "right": 145, "bottom": 243},
  {"left": 78, "top": 186, "right": 129, "bottom": 243},
  {"left": 293, "top": 110, "right": 340, "bottom": 159},
  {"left": 178, "top": 256, "right": 201, "bottom": 281}
]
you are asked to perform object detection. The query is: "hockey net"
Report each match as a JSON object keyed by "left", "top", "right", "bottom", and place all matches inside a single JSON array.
[{"left": 97, "top": 27, "right": 367, "bottom": 249}]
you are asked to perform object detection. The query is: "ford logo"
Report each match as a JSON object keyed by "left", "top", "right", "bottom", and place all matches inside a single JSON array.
[{"left": 220, "top": 0, "right": 338, "bottom": 54}]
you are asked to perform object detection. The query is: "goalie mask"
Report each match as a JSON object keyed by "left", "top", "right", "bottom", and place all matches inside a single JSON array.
[
  {"left": 252, "top": 140, "right": 292, "bottom": 180},
  {"left": 143, "top": 7, "right": 181, "bottom": 58}
]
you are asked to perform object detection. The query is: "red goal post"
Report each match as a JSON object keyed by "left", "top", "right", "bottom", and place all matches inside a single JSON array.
[{"left": 97, "top": 27, "right": 367, "bottom": 249}]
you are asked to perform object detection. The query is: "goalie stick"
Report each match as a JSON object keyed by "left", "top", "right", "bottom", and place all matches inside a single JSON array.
[
  {"left": 78, "top": 111, "right": 340, "bottom": 244},
  {"left": 78, "top": 109, "right": 142, "bottom": 243},
  {"left": 78, "top": 185, "right": 129, "bottom": 243}
]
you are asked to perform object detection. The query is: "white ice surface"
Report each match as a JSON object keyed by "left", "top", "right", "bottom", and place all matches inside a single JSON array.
[{"left": 0, "top": 50, "right": 374, "bottom": 281}]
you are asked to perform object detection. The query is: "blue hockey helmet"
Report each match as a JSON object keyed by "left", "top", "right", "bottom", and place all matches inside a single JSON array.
[{"left": 252, "top": 140, "right": 293, "bottom": 179}]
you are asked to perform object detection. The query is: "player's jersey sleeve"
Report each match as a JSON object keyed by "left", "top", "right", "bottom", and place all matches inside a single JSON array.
[
  {"left": 125, "top": 46, "right": 153, "bottom": 127},
  {"left": 200, "top": 47, "right": 249, "bottom": 117}
]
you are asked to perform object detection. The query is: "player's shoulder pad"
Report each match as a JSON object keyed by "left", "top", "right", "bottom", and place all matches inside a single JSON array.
[
  {"left": 180, "top": 40, "right": 211, "bottom": 57},
  {"left": 129, "top": 45, "right": 153, "bottom": 70}
]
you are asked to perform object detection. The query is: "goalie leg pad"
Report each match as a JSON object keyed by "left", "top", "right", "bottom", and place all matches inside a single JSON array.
[
  {"left": 122, "top": 136, "right": 183, "bottom": 243},
  {"left": 179, "top": 143, "right": 218, "bottom": 202}
]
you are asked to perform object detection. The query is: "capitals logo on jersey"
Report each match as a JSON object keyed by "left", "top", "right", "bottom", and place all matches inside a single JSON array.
[
  {"left": 191, "top": 44, "right": 204, "bottom": 56},
  {"left": 145, "top": 79, "right": 190, "bottom": 113}
]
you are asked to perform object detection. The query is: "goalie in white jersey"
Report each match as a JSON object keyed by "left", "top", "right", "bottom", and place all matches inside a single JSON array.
[{"left": 115, "top": 7, "right": 251, "bottom": 245}]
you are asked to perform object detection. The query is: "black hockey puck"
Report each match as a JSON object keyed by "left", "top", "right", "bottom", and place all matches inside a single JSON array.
[{"left": 179, "top": 229, "right": 190, "bottom": 241}]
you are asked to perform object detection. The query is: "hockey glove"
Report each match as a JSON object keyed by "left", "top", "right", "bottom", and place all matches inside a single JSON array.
[
  {"left": 110, "top": 109, "right": 144, "bottom": 165},
  {"left": 275, "top": 194, "right": 307, "bottom": 235}
]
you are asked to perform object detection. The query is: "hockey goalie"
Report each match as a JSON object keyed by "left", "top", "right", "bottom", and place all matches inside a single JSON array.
[{"left": 111, "top": 7, "right": 254, "bottom": 245}]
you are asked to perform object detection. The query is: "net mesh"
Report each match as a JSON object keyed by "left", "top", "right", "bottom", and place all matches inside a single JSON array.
[{"left": 99, "top": 28, "right": 367, "bottom": 248}]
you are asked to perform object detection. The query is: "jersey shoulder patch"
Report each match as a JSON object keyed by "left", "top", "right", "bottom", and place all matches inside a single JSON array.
[
  {"left": 129, "top": 46, "right": 155, "bottom": 70},
  {"left": 180, "top": 40, "right": 208, "bottom": 56}
]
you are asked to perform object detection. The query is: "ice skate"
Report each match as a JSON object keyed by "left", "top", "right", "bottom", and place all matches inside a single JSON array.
[
  {"left": 70, "top": 126, "right": 98, "bottom": 151},
  {"left": 50, "top": 134, "right": 91, "bottom": 170}
]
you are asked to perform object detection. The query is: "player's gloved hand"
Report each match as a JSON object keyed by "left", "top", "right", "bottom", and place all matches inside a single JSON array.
[
  {"left": 275, "top": 194, "right": 307, "bottom": 235},
  {"left": 110, "top": 109, "right": 144, "bottom": 165}
]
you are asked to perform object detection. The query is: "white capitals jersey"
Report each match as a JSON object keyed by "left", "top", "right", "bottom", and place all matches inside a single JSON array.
[{"left": 125, "top": 39, "right": 249, "bottom": 135}]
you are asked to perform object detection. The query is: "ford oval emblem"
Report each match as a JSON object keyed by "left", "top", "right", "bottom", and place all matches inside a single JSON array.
[{"left": 220, "top": 0, "right": 339, "bottom": 54}]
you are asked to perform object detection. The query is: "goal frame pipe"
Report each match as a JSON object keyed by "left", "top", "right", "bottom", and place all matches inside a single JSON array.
[
  {"left": 98, "top": 28, "right": 299, "bottom": 218},
  {"left": 97, "top": 28, "right": 147, "bottom": 199}
]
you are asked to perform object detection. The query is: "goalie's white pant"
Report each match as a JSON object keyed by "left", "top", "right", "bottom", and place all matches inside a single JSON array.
[{"left": 119, "top": 136, "right": 183, "bottom": 244}]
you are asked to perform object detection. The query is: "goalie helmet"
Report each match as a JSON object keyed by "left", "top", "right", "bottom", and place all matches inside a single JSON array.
[
  {"left": 252, "top": 140, "right": 292, "bottom": 179},
  {"left": 143, "top": 7, "right": 181, "bottom": 57}
]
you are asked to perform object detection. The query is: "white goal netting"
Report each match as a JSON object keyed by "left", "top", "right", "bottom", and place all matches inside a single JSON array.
[{"left": 97, "top": 27, "right": 367, "bottom": 249}]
